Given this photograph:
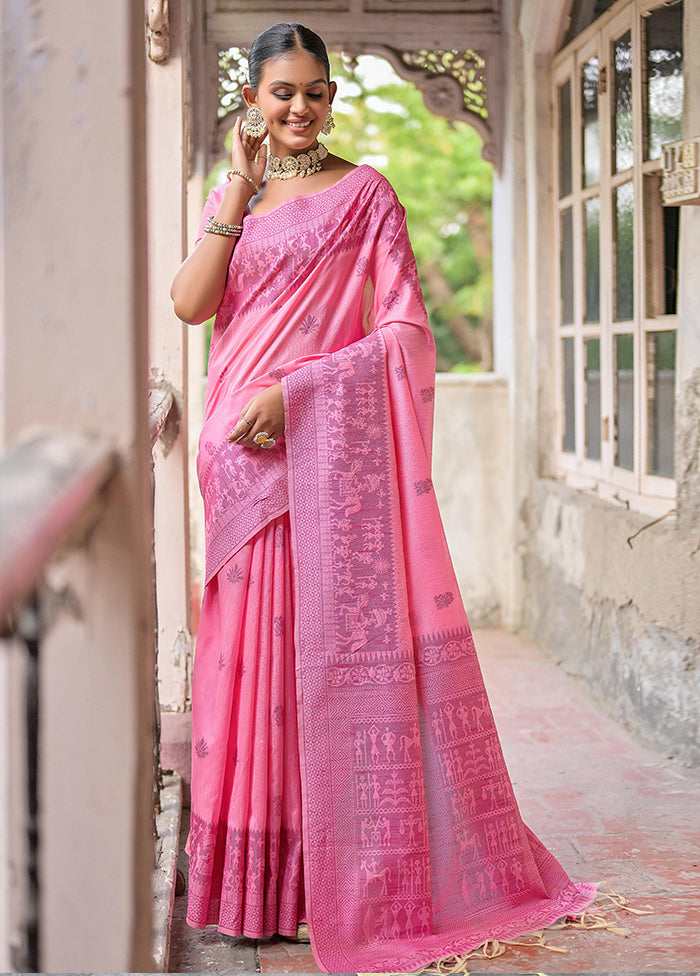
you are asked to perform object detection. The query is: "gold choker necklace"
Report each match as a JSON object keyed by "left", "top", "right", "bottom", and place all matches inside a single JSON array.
[{"left": 266, "top": 143, "right": 328, "bottom": 181}]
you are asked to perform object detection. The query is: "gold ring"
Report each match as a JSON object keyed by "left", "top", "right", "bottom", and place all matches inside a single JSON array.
[{"left": 253, "top": 431, "right": 276, "bottom": 448}]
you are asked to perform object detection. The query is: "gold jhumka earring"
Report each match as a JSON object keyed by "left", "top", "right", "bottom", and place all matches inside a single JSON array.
[
  {"left": 321, "top": 106, "right": 336, "bottom": 135},
  {"left": 244, "top": 105, "right": 266, "bottom": 137}
]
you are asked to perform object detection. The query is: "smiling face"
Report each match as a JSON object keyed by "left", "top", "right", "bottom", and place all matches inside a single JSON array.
[{"left": 243, "top": 48, "right": 336, "bottom": 158}]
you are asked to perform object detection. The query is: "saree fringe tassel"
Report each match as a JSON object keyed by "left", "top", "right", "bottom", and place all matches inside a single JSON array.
[{"left": 409, "top": 884, "right": 653, "bottom": 975}]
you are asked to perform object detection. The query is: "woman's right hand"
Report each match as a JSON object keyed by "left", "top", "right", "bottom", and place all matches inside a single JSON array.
[
  {"left": 227, "top": 383, "right": 284, "bottom": 449},
  {"left": 230, "top": 115, "right": 268, "bottom": 192}
]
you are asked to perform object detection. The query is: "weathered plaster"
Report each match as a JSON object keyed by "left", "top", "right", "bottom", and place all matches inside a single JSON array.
[
  {"left": 526, "top": 480, "right": 700, "bottom": 765},
  {"left": 432, "top": 373, "right": 510, "bottom": 627},
  {"left": 533, "top": 489, "right": 585, "bottom": 589},
  {"left": 676, "top": 367, "right": 700, "bottom": 535},
  {"left": 148, "top": 0, "right": 194, "bottom": 713}
]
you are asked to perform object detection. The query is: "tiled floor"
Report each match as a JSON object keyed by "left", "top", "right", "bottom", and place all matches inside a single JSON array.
[{"left": 169, "top": 627, "right": 700, "bottom": 974}]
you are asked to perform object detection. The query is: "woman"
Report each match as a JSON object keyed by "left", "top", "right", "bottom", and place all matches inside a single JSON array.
[{"left": 171, "top": 23, "right": 596, "bottom": 974}]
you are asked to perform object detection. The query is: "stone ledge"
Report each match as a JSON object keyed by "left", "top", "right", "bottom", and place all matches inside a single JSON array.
[
  {"left": 152, "top": 771, "right": 183, "bottom": 972},
  {"left": 435, "top": 370, "right": 508, "bottom": 387}
]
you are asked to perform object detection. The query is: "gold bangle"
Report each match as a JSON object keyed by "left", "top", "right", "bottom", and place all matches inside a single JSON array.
[
  {"left": 204, "top": 216, "right": 243, "bottom": 237},
  {"left": 227, "top": 169, "right": 259, "bottom": 195}
]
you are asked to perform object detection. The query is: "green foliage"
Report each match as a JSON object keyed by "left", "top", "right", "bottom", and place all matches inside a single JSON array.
[
  {"left": 450, "top": 361, "right": 484, "bottom": 374},
  {"left": 330, "top": 55, "right": 493, "bottom": 369}
]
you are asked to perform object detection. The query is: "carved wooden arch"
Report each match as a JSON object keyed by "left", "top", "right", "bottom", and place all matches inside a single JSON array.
[
  {"left": 212, "top": 40, "right": 501, "bottom": 172},
  {"left": 344, "top": 45, "right": 498, "bottom": 167}
]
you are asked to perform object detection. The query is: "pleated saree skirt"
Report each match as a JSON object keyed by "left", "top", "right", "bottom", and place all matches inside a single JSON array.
[{"left": 186, "top": 512, "right": 305, "bottom": 938}]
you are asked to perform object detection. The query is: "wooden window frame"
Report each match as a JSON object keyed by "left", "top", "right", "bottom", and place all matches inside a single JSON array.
[{"left": 552, "top": 0, "right": 679, "bottom": 515}]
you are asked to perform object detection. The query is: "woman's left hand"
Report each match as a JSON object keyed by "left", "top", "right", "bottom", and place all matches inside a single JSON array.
[{"left": 228, "top": 383, "right": 285, "bottom": 449}]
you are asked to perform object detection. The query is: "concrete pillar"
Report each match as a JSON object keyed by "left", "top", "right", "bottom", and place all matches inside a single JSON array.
[
  {"left": 518, "top": 1, "right": 571, "bottom": 485},
  {"left": 518, "top": 0, "right": 567, "bottom": 483},
  {"left": 0, "top": 649, "right": 7, "bottom": 971},
  {"left": 186, "top": 0, "right": 209, "bottom": 618},
  {"left": 676, "top": 1, "right": 700, "bottom": 532},
  {"left": 491, "top": 0, "right": 528, "bottom": 629},
  {"left": 147, "top": 0, "right": 194, "bottom": 713},
  {"left": 492, "top": 0, "right": 571, "bottom": 630},
  {"left": 0, "top": 642, "right": 27, "bottom": 970},
  {"left": 1, "top": 1, "right": 154, "bottom": 970}
]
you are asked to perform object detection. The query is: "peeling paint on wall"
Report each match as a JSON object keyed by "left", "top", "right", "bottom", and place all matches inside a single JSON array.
[
  {"left": 535, "top": 492, "right": 585, "bottom": 588},
  {"left": 169, "top": 626, "right": 191, "bottom": 668},
  {"left": 526, "top": 480, "right": 700, "bottom": 766},
  {"left": 677, "top": 367, "right": 700, "bottom": 534}
]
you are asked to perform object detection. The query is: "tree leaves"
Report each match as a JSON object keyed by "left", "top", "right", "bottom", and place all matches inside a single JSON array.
[{"left": 331, "top": 55, "right": 493, "bottom": 369}]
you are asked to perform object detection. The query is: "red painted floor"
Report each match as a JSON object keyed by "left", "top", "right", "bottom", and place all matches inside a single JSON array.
[{"left": 169, "top": 627, "right": 700, "bottom": 974}]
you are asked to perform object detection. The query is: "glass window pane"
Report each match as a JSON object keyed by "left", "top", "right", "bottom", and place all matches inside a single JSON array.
[
  {"left": 615, "top": 334, "right": 634, "bottom": 470},
  {"left": 661, "top": 205, "right": 680, "bottom": 316},
  {"left": 559, "top": 80, "right": 573, "bottom": 197},
  {"left": 646, "top": 2, "right": 684, "bottom": 161},
  {"left": 614, "top": 182, "right": 634, "bottom": 321},
  {"left": 613, "top": 31, "right": 633, "bottom": 173},
  {"left": 585, "top": 338, "right": 601, "bottom": 460},
  {"left": 560, "top": 208, "right": 574, "bottom": 325},
  {"left": 584, "top": 197, "right": 600, "bottom": 323},
  {"left": 647, "top": 331, "right": 676, "bottom": 477},
  {"left": 563, "top": 338, "right": 576, "bottom": 453},
  {"left": 563, "top": 0, "right": 618, "bottom": 46},
  {"left": 582, "top": 57, "right": 600, "bottom": 186},
  {"left": 644, "top": 173, "right": 680, "bottom": 317}
]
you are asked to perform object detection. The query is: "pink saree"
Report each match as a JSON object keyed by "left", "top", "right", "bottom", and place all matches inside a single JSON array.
[{"left": 187, "top": 164, "right": 596, "bottom": 973}]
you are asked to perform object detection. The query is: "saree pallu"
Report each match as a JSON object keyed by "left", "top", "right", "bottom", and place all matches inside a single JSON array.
[{"left": 187, "top": 165, "right": 596, "bottom": 973}]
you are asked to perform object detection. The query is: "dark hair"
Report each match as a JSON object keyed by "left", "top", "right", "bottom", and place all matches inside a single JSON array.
[{"left": 247, "top": 23, "right": 331, "bottom": 90}]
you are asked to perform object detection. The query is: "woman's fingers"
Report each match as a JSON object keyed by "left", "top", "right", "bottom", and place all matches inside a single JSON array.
[
  {"left": 248, "top": 407, "right": 282, "bottom": 445},
  {"left": 229, "top": 417, "right": 280, "bottom": 448},
  {"left": 232, "top": 115, "right": 244, "bottom": 150},
  {"left": 227, "top": 387, "right": 284, "bottom": 448},
  {"left": 235, "top": 413, "right": 267, "bottom": 446},
  {"left": 231, "top": 119, "right": 268, "bottom": 190},
  {"left": 228, "top": 422, "right": 252, "bottom": 445},
  {"left": 232, "top": 117, "right": 260, "bottom": 166},
  {"left": 226, "top": 387, "right": 283, "bottom": 448},
  {"left": 238, "top": 116, "right": 266, "bottom": 147},
  {"left": 227, "top": 397, "right": 256, "bottom": 443},
  {"left": 254, "top": 143, "right": 268, "bottom": 181}
]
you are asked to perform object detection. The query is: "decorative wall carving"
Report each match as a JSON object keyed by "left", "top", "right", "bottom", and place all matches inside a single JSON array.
[
  {"left": 218, "top": 46, "right": 249, "bottom": 119},
  {"left": 356, "top": 46, "right": 497, "bottom": 164},
  {"left": 399, "top": 50, "right": 488, "bottom": 119},
  {"left": 146, "top": 0, "right": 170, "bottom": 63}
]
